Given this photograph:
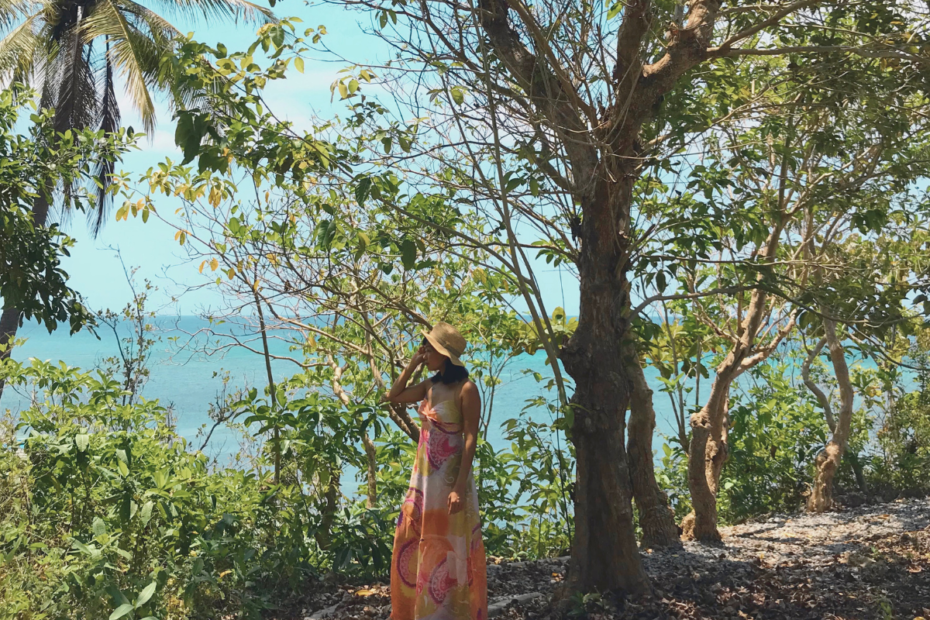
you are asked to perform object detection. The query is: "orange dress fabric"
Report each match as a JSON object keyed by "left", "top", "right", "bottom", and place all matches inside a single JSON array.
[{"left": 390, "top": 397, "right": 488, "bottom": 620}]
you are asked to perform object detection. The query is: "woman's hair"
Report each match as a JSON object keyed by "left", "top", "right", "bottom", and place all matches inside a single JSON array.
[{"left": 422, "top": 338, "right": 470, "bottom": 385}]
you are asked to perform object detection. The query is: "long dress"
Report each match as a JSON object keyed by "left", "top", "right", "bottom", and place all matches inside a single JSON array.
[{"left": 390, "top": 395, "right": 488, "bottom": 620}]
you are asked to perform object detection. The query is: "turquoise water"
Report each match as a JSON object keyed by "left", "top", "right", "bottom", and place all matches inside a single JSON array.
[{"left": 1, "top": 316, "right": 685, "bottom": 463}]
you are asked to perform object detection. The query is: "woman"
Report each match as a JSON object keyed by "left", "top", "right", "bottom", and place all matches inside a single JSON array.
[{"left": 385, "top": 322, "right": 488, "bottom": 620}]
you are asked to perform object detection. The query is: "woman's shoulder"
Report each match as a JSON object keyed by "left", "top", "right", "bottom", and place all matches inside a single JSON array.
[{"left": 457, "top": 379, "right": 479, "bottom": 399}]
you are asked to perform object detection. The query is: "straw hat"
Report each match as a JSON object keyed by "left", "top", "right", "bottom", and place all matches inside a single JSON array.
[{"left": 422, "top": 322, "right": 467, "bottom": 367}]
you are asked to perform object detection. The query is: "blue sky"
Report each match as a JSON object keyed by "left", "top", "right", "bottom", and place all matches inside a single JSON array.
[{"left": 47, "top": 1, "right": 580, "bottom": 323}]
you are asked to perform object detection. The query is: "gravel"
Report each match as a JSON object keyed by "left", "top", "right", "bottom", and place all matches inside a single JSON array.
[{"left": 282, "top": 497, "right": 930, "bottom": 620}]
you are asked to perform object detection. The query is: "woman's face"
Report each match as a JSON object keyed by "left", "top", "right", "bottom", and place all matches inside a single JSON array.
[{"left": 422, "top": 340, "right": 448, "bottom": 372}]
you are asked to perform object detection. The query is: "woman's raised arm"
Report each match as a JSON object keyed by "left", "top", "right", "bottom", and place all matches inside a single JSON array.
[{"left": 384, "top": 346, "right": 430, "bottom": 404}]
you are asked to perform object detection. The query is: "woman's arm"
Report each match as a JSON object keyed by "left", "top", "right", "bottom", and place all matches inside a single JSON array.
[
  {"left": 449, "top": 381, "right": 480, "bottom": 514},
  {"left": 383, "top": 346, "right": 430, "bottom": 404}
]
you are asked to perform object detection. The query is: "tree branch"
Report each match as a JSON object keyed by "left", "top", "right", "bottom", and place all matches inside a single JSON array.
[
  {"left": 707, "top": 45, "right": 930, "bottom": 67},
  {"left": 715, "top": 0, "right": 824, "bottom": 52}
]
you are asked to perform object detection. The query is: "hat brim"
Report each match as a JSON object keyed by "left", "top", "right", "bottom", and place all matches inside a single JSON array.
[{"left": 422, "top": 330, "right": 465, "bottom": 367}]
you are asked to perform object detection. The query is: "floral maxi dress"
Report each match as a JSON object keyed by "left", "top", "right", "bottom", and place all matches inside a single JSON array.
[{"left": 390, "top": 396, "right": 488, "bottom": 620}]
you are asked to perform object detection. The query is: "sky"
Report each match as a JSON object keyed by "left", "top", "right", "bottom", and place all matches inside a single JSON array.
[{"left": 45, "top": 1, "right": 582, "bottom": 323}]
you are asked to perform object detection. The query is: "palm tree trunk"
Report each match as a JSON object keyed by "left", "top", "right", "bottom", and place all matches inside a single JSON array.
[
  {"left": 0, "top": 307, "right": 22, "bottom": 400},
  {"left": 0, "top": 194, "right": 50, "bottom": 400}
]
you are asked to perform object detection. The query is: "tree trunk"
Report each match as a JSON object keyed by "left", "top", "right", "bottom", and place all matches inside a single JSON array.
[
  {"left": 625, "top": 341, "right": 681, "bottom": 549},
  {"left": 0, "top": 194, "right": 50, "bottom": 401},
  {"left": 683, "top": 369, "right": 732, "bottom": 542},
  {"left": 362, "top": 433, "right": 378, "bottom": 508},
  {"left": 313, "top": 468, "right": 341, "bottom": 550},
  {"left": 846, "top": 450, "right": 868, "bottom": 495},
  {"left": 808, "top": 318, "right": 854, "bottom": 513},
  {"left": 558, "top": 172, "right": 649, "bottom": 595},
  {"left": 0, "top": 307, "right": 22, "bottom": 400}
]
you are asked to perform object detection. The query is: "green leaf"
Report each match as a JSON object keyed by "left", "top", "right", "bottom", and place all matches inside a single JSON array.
[
  {"left": 355, "top": 177, "right": 372, "bottom": 207},
  {"left": 400, "top": 239, "right": 417, "bottom": 271},
  {"left": 109, "top": 603, "right": 134, "bottom": 620},
  {"left": 92, "top": 517, "right": 106, "bottom": 537},
  {"left": 450, "top": 86, "right": 465, "bottom": 105},
  {"left": 118, "top": 460, "right": 130, "bottom": 476},
  {"left": 135, "top": 582, "right": 157, "bottom": 608},
  {"left": 295, "top": 57, "right": 305, "bottom": 73},
  {"left": 607, "top": 2, "right": 623, "bottom": 20},
  {"left": 140, "top": 501, "right": 153, "bottom": 526},
  {"left": 75, "top": 434, "right": 89, "bottom": 452}
]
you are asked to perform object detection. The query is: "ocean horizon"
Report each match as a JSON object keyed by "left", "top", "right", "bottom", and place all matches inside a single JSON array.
[{"left": 2, "top": 315, "right": 704, "bottom": 472}]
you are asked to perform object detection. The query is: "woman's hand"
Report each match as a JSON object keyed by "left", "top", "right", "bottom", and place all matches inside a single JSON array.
[
  {"left": 448, "top": 489, "right": 464, "bottom": 514},
  {"left": 410, "top": 346, "right": 428, "bottom": 369}
]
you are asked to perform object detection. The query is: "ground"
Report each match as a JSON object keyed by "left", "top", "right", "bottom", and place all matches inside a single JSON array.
[{"left": 291, "top": 497, "right": 930, "bottom": 620}]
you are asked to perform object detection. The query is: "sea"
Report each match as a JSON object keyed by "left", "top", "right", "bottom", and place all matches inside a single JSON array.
[{"left": 2, "top": 316, "right": 696, "bottom": 471}]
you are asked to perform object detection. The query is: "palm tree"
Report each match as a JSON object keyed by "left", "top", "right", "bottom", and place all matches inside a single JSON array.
[{"left": 0, "top": 0, "right": 274, "bottom": 396}]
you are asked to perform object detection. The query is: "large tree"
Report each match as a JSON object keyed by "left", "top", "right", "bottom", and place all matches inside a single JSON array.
[
  {"left": 321, "top": 0, "right": 930, "bottom": 593},
  {"left": 0, "top": 0, "right": 274, "bottom": 396}
]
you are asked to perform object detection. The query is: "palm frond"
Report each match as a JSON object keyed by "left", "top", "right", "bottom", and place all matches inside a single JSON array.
[
  {"left": 82, "top": 0, "right": 157, "bottom": 133},
  {"left": 88, "top": 43, "right": 120, "bottom": 236},
  {"left": 114, "top": 0, "right": 180, "bottom": 47},
  {"left": 139, "top": 0, "right": 275, "bottom": 27},
  {"left": 49, "top": 26, "right": 98, "bottom": 134},
  {"left": 0, "top": 0, "right": 39, "bottom": 31},
  {"left": 0, "top": 12, "right": 42, "bottom": 83},
  {"left": 49, "top": 36, "right": 98, "bottom": 228}
]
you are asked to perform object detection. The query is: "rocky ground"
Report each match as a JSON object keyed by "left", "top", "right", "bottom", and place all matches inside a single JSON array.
[{"left": 290, "top": 497, "right": 930, "bottom": 620}]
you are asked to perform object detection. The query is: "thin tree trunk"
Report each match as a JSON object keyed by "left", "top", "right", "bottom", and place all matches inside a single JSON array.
[
  {"left": 362, "top": 435, "right": 378, "bottom": 508},
  {"left": 808, "top": 317, "right": 854, "bottom": 513},
  {"left": 803, "top": 337, "right": 833, "bottom": 429},
  {"left": 846, "top": 450, "right": 868, "bottom": 495},
  {"left": 330, "top": 354, "right": 378, "bottom": 507},
  {"left": 253, "top": 290, "right": 281, "bottom": 485},
  {"left": 683, "top": 365, "right": 734, "bottom": 542},
  {"left": 313, "top": 468, "right": 341, "bottom": 550},
  {"left": 625, "top": 341, "right": 681, "bottom": 548}
]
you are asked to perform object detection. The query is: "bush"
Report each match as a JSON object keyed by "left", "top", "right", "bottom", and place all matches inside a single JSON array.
[{"left": 0, "top": 360, "right": 312, "bottom": 619}]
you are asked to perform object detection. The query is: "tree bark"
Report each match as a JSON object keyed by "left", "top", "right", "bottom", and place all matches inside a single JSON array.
[
  {"left": 0, "top": 194, "right": 50, "bottom": 401},
  {"left": 808, "top": 317, "right": 854, "bottom": 513},
  {"left": 625, "top": 341, "right": 681, "bottom": 549},
  {"left": 683, "top": 364, "right": 734, "bottom": 542},
  {"left": 472, "top": 0, "right": 722, "bottom": 593},
  {"left": 313, "top": 468, "right": 341, "bottom": 550},
  {"left": 559, "top": 172, "right": 649, "bottom": 594},
  {"left": 362, "top": 434, "right": 378, "bottom": 508},
  {"left": 0, "top": 307, "right": 21, "bottom": 400},
  {"left": 846, "top": 449, "right": 868, "bottom": 495}
]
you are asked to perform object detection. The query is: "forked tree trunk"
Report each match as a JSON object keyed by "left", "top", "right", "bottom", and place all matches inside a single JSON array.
[
  {"left": 684, "top": 216, "right": 787, "bottom": 541},
  {"left": 625, "top": 341, "right": 681, "bottom": 548},
  {"left": 808, "top": 317, "right": 854, "bottom": 513},
  {"left": 473, "top": 0, "right": 723, "bottom": 593},
  {"left": 559, "top": 172, "right": 649, "bottom": 594},
  {"left": 683, "top": 365, "right": 734, "bottom": 541}
]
